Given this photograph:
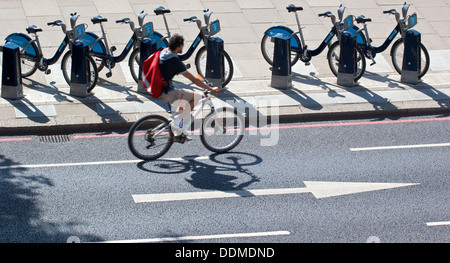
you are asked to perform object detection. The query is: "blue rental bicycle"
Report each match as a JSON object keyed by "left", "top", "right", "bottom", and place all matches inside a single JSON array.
[
  {"left": 60, "top": 10, "right": 164, "bottom": 84},
  {"left": 5, "top": 12, "right": 99, "bottom": 91},
  {"left": 328, "top": 2, "right": 430, "bottom": 78},
  {"left": 152, "top": 6, "right": 234, "bottom": 87},
  {"left": 261, "top": 4, "right": 366, "bottom": 81}
]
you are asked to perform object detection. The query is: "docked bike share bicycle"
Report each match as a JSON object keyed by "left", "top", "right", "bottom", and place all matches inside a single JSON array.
[
  {"left": 5, "top": 12, "right": 99, "bottom": 92},
  {"left": 60, "top": 10, "right": 160, "bottom": 85},
  {"left": 261, "top": 4, "right": 366, "bottom": 81},
  {"left": 328, "top": 2, "right": 429, "bottom": 78},
  {"left": 151, "top": 6, "right": 234, "bottom": 87}
]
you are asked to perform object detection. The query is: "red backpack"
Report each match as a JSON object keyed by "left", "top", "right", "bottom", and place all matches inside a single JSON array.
[{"left": 141, "top": 49, "right": 168, "bottom": 98}]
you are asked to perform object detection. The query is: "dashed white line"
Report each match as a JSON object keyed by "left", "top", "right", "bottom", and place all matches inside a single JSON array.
[
  {"left": 426, "top": 221, "right": 450, "bottom": 227},
  {"left": 0, "top": 156, "right": 209, "bottom": 170},
  {"left": 350, "top": 143, "right": 450, "bottom": 152}
]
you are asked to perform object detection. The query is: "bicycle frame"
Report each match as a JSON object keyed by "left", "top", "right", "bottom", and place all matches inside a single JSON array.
[
  {"left": 355, "top": 2, "right": 417, "bottom": 61},
  {"left": 263, "top": 5, "right": 348, "bottom": 64},
  {"left": 155, "top": 7, "right": 217, "bottom": 62},
  {"left": 89, "top": 33, "right": 138, "bottom": 63},
  {"left": 151, "top": 94, "right": 215, "bottom": 138},
  {"left": 5, "top": 20, "right": 84, "bottom": 71}
]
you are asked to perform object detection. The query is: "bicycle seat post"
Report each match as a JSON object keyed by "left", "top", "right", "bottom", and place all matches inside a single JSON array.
[{"left": 162, "top": 13, "right": 171, "bottom": 38}]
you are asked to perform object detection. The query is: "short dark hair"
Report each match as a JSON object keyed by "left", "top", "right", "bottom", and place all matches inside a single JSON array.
[{"left": 168, "top": 34, "right": 184, "bottom": 50}]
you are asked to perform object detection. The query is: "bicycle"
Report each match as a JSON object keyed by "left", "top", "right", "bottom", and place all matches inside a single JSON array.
[
  {"left": 328, "top": 2, "right": 429, "bottom": 79},
  {"left": 261, "top": 4, "right": 366, "bottom": 81},
  {"left": 152, "top": 6, "right": 234, "bottom": 87},
  {"left": 128, "top": 87, "right": 245, "bottom": 161},
  {"left": 5, "top": 12, "right": 99, "bottom": 92},
  {"left": 59, "top": 10, "right": 162, "bottom": 85}
]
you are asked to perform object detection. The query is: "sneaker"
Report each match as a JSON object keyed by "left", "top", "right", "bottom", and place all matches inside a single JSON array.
[{"left": 173, "top": 134, "right": 192, "bottom": 144}]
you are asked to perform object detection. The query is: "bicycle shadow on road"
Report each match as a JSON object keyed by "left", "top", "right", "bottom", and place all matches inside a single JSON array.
[{"left": 137, "top": 152, "right": 263, "bottom": 197}]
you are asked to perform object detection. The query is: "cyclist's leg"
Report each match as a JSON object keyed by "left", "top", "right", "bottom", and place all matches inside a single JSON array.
[{"left": 158, "top": 88, "right": 202, "bottom": 135}]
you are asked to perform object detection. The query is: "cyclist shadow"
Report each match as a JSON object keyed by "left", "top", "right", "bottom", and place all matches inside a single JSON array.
[{"left": 137, "top": 152, "right": 263, "bottom": 196}]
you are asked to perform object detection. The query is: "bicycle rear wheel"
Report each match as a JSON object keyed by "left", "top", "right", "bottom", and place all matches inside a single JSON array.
[
  {"left": 327, "top": 41, "right": 366, "bottom": 81},
  {"left": 128, "top": 115, "right": 174, "bottom": 161},
  {"left": 391, "top": 39, "right": 430, "bottom": 79},
  {"left": 194, "top": 46, "right": 234, "bottom": 87},
  {"left": 61, "top": 51, "right": 99, "bottom": 93},
  {"left": 200, "top": 107, "right": 244, "bottom": 153}
]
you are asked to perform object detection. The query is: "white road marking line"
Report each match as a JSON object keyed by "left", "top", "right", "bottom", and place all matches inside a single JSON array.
[
  {"left": 0, "top": 156, "right": 209, "bottom": 170},
  {"left": 94, "top": 230, "right": 291, "bottom": 243},
  {"left": 426, "top": 221, "right": 450, "bottom": 227},
  {"left": 350, "top": 143, "right": 450, "bottom": 152}
]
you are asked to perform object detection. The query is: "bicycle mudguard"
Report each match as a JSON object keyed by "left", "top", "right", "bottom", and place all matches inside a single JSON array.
[
  {"left": 264, "top": 26, "right": 301, "bottom": 50},
  {"left": 5, "top": 33, "right": 39, "bottom": 57},
  {"left": 147, "top": 31, "right": 168, "bottom": 50},
  {"left": 346, "top": 25, "right": 366, "bottom": 45},
  {"left": 78, "top": 31, "right": 106, "bottom": 55}
]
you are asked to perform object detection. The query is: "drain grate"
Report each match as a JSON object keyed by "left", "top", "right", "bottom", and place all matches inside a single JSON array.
[{"left": 39, "top": 134, "right": 71, "bottom": 143}]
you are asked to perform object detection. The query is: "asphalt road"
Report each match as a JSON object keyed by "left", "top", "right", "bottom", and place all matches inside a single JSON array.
[{"left": 0, "top": 114, "right": 449, "bottom": 244}]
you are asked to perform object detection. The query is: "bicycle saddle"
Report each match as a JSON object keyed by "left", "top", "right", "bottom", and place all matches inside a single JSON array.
[
  {"left": 355, "top": 15, "right": 372, "bottom": 24},
  {"left": 154, "top": 6, "right": 171, "bottom": 15},
  {"left": 26, "top": 25, "right": 42, "bottom": 34},
  {"left": 286, "top": 4, "right": 303, "bottom": 12},
  {"left": 91, "top": 15, "right": 108, "bottom": 24}
]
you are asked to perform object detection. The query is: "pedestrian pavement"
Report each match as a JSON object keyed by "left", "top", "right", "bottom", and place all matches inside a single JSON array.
[{"left": 1, "top": 0, "right": 450, "bottom": 135}]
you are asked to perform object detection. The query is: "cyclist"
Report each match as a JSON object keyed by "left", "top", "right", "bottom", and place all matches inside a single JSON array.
[{"left": 157, "top": 34, "right": 220, "bottom": 142}]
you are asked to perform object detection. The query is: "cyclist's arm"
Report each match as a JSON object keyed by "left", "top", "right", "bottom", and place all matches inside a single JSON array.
[{"left": 182, "top": 71, "right": 220, "bottom": 93}]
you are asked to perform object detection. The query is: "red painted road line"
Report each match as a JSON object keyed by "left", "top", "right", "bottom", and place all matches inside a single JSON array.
[
  {"left": 2, "top": 117, "right": 449, "bottom": 142},
  {"left": 0, "top": 137, "right": 33, "bottom": 142}
]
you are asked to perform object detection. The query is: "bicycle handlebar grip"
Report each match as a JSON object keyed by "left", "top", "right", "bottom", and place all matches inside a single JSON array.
[
  {"left": 318, "top": 13, "right": 326, "bottom": 17},
  {"left": 116, "top": 18, "right": 130, "bottom": 24},
  {"left": 383, "top": 9, "right": 395, "bottom": 14},
  {"left": 47, "top": 20, "right": 61, "bottom": 26}
]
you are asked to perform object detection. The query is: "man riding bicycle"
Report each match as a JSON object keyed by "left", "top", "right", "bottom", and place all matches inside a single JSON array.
[{"left": 158, "top": 34, "right": 220, "bottom": 141}]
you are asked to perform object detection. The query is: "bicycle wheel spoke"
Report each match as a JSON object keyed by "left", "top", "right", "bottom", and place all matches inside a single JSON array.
[
  {"left": 201, "top": 108, "right": 244, "bottom": 153},
  {"left": 128, "top": 116, "right": 173, "bottom": 160}
]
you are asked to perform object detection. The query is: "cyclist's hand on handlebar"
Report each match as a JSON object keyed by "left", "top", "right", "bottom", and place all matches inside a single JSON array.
[{"left": 210, "top": 87, "right": 220, "bottom": 94}]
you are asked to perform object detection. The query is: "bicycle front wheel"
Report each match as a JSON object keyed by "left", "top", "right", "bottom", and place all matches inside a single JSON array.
[
  {"left": 327, "top": 41, "right": 366, "bottom": 81},
  {"left": 195, "top": 46, "right": 234, "bottom": 87},
  {"left": 128, "top": 115, "right": 174, "bottom": 161},
  {"left": 61, "top": 51, "right": 99, "bottom": 93},
  {"left": 200, "top": 107, "right": 244, "bottom": 153},
  {"left": 129, "top": 48, "right": 140, "bottom": 83},
  {"left": 391, "top": 39, "right": 430, "bottom": 79}
]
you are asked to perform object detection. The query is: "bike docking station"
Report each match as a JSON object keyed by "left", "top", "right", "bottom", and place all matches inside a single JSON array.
[
  {"left": 337, "top": 16, "right": 358, "bottom": 87},
  {"left": 137, "top": 38, "right": 157, "bottom": 94},
  {"left": 136, "top": 22, "right": 157, "bottom": 94},
  {"left": 400, "top": 29, "right": 421, "bottom": 85},
  {"left": 270, "top": 33, "right": 292, "bottom": 89},
  {"left": 205, "top": 36, "right": 224, "bottom": 89},
  {"left": 1, "top": 42, "right": 24, "bottom": 100},
  {"left": 69, "top": 24, "right": 93, "bottom": 98}
]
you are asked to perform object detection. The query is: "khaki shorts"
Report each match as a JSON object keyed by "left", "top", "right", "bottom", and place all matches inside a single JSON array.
[{"left": 158, "top": 88, "right": 201, "bottom": 107}]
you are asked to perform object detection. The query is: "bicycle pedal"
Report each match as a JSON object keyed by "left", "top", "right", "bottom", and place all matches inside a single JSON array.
[
  {"left": 370, "top": 62, "right": 377, "bottom": 66},
  {"left": 45, "top": 69, "right": 51, "bottom": 75},
  {"left": 304, "top": 62, "right": 311, "bottom": 66},
  {"left": 106, "top": 72, "right": 112, "bottom": 78},
  {"left": 110, "top": 46, "right": 117, "bottom": 52}
]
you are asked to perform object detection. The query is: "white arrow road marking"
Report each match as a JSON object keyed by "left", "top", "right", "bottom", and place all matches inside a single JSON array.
[
  {"left": 132, "top": 181, "right": 419, "bottom": 203},
  {"left": 350, "top": 143, "right": 450, "bottom": 151}
]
